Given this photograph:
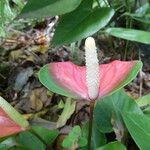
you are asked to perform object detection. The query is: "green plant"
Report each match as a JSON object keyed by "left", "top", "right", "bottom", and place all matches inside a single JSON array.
[
  {"left": 0, "top": 0, "right": 24, "bottom": 37},
  {"left": 38, "top": 37, "right": 143, "bottom": 150},
  {"left": 0, "top": 0, "right": 150, "bottom": 150}
]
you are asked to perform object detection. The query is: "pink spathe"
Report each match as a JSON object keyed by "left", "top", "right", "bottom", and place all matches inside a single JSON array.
[
  {"left": 0, "top": 108, "right": 25, "bottom": 137},
  {"left": 49, "top": 60, "right": 136, "bottom": 101}
]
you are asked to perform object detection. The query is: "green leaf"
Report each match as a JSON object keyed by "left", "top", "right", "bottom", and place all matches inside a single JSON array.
[
  {"left": 124, "top": 2, "right": 150, "bottom": 24},
  {"left": 57, "top": 98, "right": 76, "bottom": 128},
  {"left": 105, "top": 28, "right": 150, "bottom": 44},
  {"left": 125, "top": 12, "right": 150, "bottom": 24},
  {"left": 0, "top": 0, "right": 23, "bottom": 37},
  {"left": 94, "top": 90, "right": 143, "bottom": 133},
  {"left": 8, "top": 147, "right": 28, "bottom": 150},
  {"left": 63, "top": 126, "right": 87, "bottom": 149},
  {"left": 135, "top": 3, "right": 150, "bottom": 15},
  {"left": 122, "top": 112, "right": 150, "bottom": 150},
  {"left": 0, "top": 26, "right": 6, "bottom": 37},
  {"left": 52, "top": 0, "right": 114, "bottom": 45},
  {"left": 58, "top": 100, "right": 65, "bottom": 109},
  {"left": 136, "top": 94, "right": 150, "bottom": 114},
  {"left": 0, "top": 137, "right": 16, "bottom": 149},
  {"left": 12, "top": 0, "right": 24, "bottom": 9},
  {"left": 0, "top": 144, "right": 7, "bottom": 150},
  {"left": 17, "top": 131, "right": 45, "bottom": 150},
  {"left": 95, "top": 141, "right": 126, "bottom": 150},
  {"left": 19, "top": 0, "right": 82, "bottom": 19},
  {"left": 81, "top": 122, "right": 106, "bottom": 150},
  {"left": 31, "top": 126, "right": 59, "bottom": 145},
  {"left": 0, "top": 96, "right": 29, "bottom": 128}
]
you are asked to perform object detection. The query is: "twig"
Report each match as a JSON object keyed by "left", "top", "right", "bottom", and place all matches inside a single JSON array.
[
  {"left": 0, "top": 73, "right": 6, "bottom": 79},
  {"left": 124, "top": 0, "right": 133, "bottom": 60}
]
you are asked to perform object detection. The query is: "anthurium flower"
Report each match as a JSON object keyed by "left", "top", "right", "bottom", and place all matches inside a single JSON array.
[
  {"left": 38, "top": 38, "right": 142, "bottom": 101},
  {"left": 0, "top": 96, "right": 29, "bottom": 137}
]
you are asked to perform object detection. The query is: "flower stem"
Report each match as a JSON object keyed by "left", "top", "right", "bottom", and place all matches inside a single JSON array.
[{"left": 88, "top": 100, "right": 95, "bottom": 150}]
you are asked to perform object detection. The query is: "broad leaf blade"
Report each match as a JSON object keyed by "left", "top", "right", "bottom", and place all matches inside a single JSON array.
[
  {"left": 62, "top": 126, "right": 87, "bottom": 149},
  {"left": 122, "top": 112, "right": 150, "bottom": 150},
  {"left": 94, "top": 90, "right": 143, "bottom": 133},
  {"left": 19, "top": 0, "right": 82, "bottom": 19},
  {"left": 136, "top": 94, "right": 150, "bottom": 114},
  {"left": 0, "top": 137, "right": 16, "bottom": 149},
  {"left": 105, "top": 28, "right": 150, "bottom": 44},
  {"left": 31, "top": 126, "right": 59, "bottom": 145},
  {"left": 95, "top": 141, "right": 126, "bottom": 150},
  {"left": 52, "top": 0, "right": 114, "bottom": 45},
  {"left": 137, "top": 94, "right": 150, "bottom": 106},
  {"left": 17, "top": 131, "right": 46, "bottom": 150}
]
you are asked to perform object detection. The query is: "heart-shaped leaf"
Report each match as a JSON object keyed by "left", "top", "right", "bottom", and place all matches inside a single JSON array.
[
  {"left": 18, "top": 0, "right": 82, "bottom": 19},
  {"left": 94, "top": 90, "right": 143, "bottom": 133},
  {"left": 122, "top": 112, "right": 150, "bottom": 150},
  {"left": 38, "top": 61, "right": 142, "bottom": 100}
]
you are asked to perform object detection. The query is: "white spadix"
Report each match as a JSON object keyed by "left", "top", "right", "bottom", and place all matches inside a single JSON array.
[{"left": 85, "top": 37, "right": 100, "bottom": 100}]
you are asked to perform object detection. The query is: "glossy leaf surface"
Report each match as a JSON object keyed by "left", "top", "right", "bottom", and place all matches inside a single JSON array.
[
  {"left": 63, "top": 126, "right": 87, "bottom": 149},
  {"left": 0, "top": 137, "right": 16, "bottom": 149},
  {"left": 95, "top": 141, "right": 126, "bottom": 150},
  {"left": 17, "top": 131, "right": 45, "bottom": 150},
  {"left": 105, "top": 28, "right": 150, "bottom": 44},
  {"left": 0, "top": 97, "right": 29, "bottom": 137},
  {"left": 136, "top": 94, "right": 150, "bottom": 114},
  {"left": 122, "top": 112, "right": 150, "bottom": 150},
  {"left": 19, "top": 0, "right": 82, "bottom": 19},
  {"left": 94, "top": 90, "right": 143, "bottom": 133},
  {"left": 39, "top": 61, "right": 142, "bottom": 100},
  {"left": 81, "top": 122, "right": 106, "bottom": 150},
  {"left": 31, "top": 126, "right": 59, "bottom": 145},
  {"left": 52, "top": 0, "right": 114, "bottom": 45},
  {"left": 136, "top": 94, "right": 150, "bottom": 107}
]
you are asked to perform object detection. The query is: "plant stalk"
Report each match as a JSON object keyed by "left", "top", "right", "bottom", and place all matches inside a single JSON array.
[
  {"left": 124, "top": 0, "right": 133, "bottom": 60},
  {"left": 88, "top": 100, "right": 95, "bottom": 150}
]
